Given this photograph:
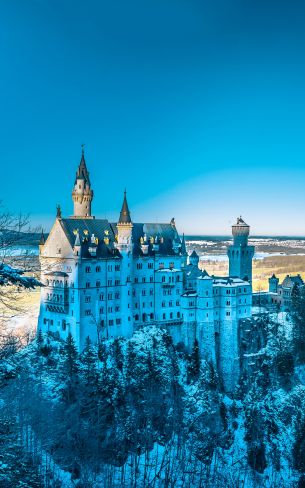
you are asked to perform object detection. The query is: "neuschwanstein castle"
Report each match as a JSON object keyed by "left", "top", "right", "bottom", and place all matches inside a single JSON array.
[{"left": 38, "top": 149, "right": 254, "bottom": 390}]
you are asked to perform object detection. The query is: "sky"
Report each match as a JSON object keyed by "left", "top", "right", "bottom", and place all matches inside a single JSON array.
[{"left": 1, "top": 0, "right": 305, "bottom": 235}]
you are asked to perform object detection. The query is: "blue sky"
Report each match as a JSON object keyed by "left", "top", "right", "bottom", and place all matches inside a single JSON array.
[{"left": 1, "top": 0, "right": 305, "bottom": 235}]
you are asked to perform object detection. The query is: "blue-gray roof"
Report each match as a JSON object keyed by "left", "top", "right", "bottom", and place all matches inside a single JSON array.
[{"left": 59, "top": 218, "right": 183, "bottom": 258}]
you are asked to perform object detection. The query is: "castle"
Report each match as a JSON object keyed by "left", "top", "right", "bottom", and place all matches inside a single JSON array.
[{"left": 38, "top": 150, "right": 254, "bottom": 390}]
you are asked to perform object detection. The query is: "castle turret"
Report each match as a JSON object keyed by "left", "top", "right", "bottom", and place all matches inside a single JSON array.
[
  {"left": 116, "top": 190, "right": 133, "bottom": 248},
  {"left": 269, "top": 273, "right": 279, "bottom": 293},
  {"left": 72, "top": 147, "right": 93, "bottom": 218},
  {"left": 189, "top": 249, "right": 199, "bottom": 267},
  {"left": 181, "top": 233, "right": 187, "bottom": 267},
  {"left": 227, "top": 217, "right": 255, "bottom": 282},
  {"left": 116, "top": 190, "right": 133, "bottom": 337}
]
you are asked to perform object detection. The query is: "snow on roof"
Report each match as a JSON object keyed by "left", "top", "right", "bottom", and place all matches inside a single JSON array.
[
  {"left": 156, "top": 268, "right": 180, "bottom": 273},
  {"left": 182, "top": 291, "right": 198, "bottom": 297}
]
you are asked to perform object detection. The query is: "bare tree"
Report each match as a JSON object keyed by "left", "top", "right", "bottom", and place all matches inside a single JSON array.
[{"left": 0, "top": 202, "right": 42, "bottom": 353}]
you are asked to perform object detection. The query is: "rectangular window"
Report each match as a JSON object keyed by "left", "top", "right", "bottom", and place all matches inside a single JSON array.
[{"left": 85, "top": 310, "right": 91, "bottom": 316}]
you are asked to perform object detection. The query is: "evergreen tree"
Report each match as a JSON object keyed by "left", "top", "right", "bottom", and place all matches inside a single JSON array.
[
  {"left": 112, "top": 337, "right": 124, "bottom": 371},
  {"left": 291, "top": 284, "right": 305, "bottom": 363},
  {"left": 81, "top": 336, "right": 97, "bottom": 385},
  {"left": 187, "top": 339, "right": 201, "bottom": 381},
  {"left": 59, "top": 333, "right": 79, "bottom": 403},
  {"left": 36, "top": 329, "right": 43, "bottom": 350}
]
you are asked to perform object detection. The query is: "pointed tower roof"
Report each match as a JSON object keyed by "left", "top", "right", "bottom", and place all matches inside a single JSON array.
[
  {"left": 75, "top": 146, "right": 91, "bottom": 185},
  {"left": 190, "top": 249, "right": 198, "bottom": 257},
  {"left": 39, "top": 229, "right": 45, "bottom": 246},
  {"left": 181, "top": 233, "right": 187, "bottom": 254},
  {"left": 118, "top": 190, "right": 132, "bottom": 224}
]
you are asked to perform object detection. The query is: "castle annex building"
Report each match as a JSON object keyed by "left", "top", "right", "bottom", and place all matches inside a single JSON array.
[{"left": 38, "top": 150, "right": 254, "bottom": 390}]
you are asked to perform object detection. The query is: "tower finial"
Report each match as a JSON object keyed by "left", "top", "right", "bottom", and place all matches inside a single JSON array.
[
  {"left": 56, "top": 204, "right": 62, "bottom": 219},
  {"left": 81, "top": 143, "right": 85, "bottom": 157}
]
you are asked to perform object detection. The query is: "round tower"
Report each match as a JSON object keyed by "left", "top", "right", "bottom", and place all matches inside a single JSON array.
[
  {"left": 269, "top": 274, "right": 279, "bottom": 293},
  {"left": 227, "top": 216, "right": 255, "bottom": 282},
  {"left": 232, "top": 216, "right": 250, "bottom": 246},
  {"left": 72, "top": 146, "right": 93, "bottom": 218}
]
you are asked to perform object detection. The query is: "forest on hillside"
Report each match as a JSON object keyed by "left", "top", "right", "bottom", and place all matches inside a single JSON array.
[{"left": 2, "top": 302, "right": 305, "bottom": 487}]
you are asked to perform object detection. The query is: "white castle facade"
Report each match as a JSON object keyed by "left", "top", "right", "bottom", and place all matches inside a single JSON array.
[{"left": 38, "top": 150, "right": 254, "bottom": 390}]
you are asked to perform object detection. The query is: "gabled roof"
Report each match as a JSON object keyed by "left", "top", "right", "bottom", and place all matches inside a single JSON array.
[
  {"left": 282, "top": 274, "right": 304, "bottom": 288},
  {"left": 129, "top": 222, "right": 181, "bottom": 257},
  {"left": 59, "top": 218, "right": 120, "bottom": 258},
  {"left": 58, "top": 218, "right": 183, "bottom": 258},
  {"left": 185, "top": 264, "right": 208, "bottom": 280}
]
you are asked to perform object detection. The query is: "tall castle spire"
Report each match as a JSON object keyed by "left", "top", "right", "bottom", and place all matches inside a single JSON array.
[
  {"left": 116, "top": 190, "right": 133, "bottom": 251},
  {"left": 72, "top": 146, "right": 94, "bottom": 218},
  {"left": 118, "top": 190, "right": 132, "bottom": 224}
]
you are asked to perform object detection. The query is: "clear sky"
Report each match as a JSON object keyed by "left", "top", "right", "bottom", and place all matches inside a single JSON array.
[{"left": 1, "top": 0, "right": 305, "bottom": 235}]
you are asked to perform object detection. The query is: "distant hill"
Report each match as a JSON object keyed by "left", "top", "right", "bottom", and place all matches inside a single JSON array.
[{"left": 0, "top": 230, "right": 49, "bottom": 246}]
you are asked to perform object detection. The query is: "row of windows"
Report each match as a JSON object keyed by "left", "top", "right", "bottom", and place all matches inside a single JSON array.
[
  {"left": 161, "top": 275, "right": 179, "bottom": 283},
  {"left": 212, "top": 287, "right": 248, "bottom": 296},
  {"left": 136, "top": 262, "right": 176, "bottom": 270},
  {"left": 161, "top": 301, "right": 180, "bottom": 307},
  {"left": 100, "top": 318, "right": 121, "bottom": 326},
  {"left": 133, "top": 311, "right": 181, "bottom": 321},
  {"left": 46, "top": 279, "right": 68, "bottom": 287},
  {"left": 46, "top": 293, "right": 64, "bottom": 302},
  {"left": 134, "top": 276, "right": 154, "bottom": 283},
  {"left": 85, "top": 279, "right": 120, "bottom": 288},
  {"left": 134, "top": 302, "right": 153, "bottom": 309},
  {"left": 85, "top": 264, "right": 121, "bottom": 273},
  {"left": 225, "top": 309, "right": 248, "bottom": 316}
]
